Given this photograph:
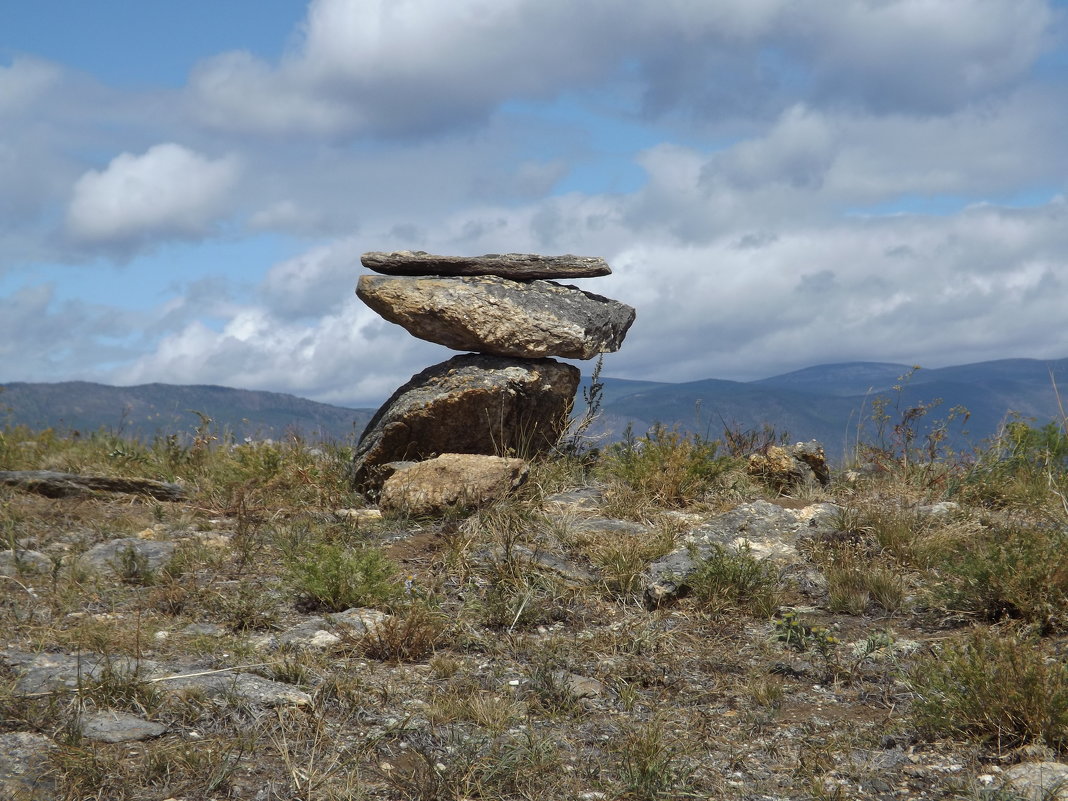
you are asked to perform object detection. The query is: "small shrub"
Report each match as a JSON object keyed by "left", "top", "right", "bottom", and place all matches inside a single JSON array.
[
  {"left": 478, "top": 565, "right": 573, "bottom": 630},
  {"left": 111, "top": 544, "right": 155, "bottom": 586},
  {"left": 823, "top": 556, "right": 906, "bottom": 616},
  {"left": 215, "top": 579, "right": 281, "bottom": 631},
  {"left": 599, "top": 423, "right": 738, "bottom": 514},
  {"left": 960, "top": 419, "right": 1068, "bottom": 512},
  {"left": 687, "top": 543, "right": 780, "bottom": 617},
  {"left": 287, "top": 544, "right": 401, "bottom": 613},
  {"left": 360, "top": 603, "right": 447, "bottom": 663},
  {"left": 587, "top": 528, "right": 675, "bottom": 601},
  {"left": 930, "top": 522, "right": 1068, "bottom": 631},
  {"left": 908, "top": 627, "right": 1068, "bottom": 750},
  {"left": 614, "top": 721, "right": 690, "bottom": 801},
  {"left": 774, "top": 611, "right": 838, "bottom": 654}
]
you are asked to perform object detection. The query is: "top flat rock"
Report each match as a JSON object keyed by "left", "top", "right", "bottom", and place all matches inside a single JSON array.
[{"left": 362, "top": 251, "right": 611, "bottom": 280}]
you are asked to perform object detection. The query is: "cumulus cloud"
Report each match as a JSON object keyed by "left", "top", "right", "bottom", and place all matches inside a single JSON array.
[
  {"left": 4, "top": 0, "right": 1067, "bottom": 408},
  {"left": 66, "top": 143, "right": 238, "bottom": 246},
  {"left": 0, "top": 56, "right": 63, "bottom": 114},
  {"left": 185, "top": 0, "right": 1057, "bottom": 139},
  {"left": 113, "top": 296, "right": 451, "bottom": 406},
  {"left": 0, "top": 284, "right": 141, "bottom": 378}
]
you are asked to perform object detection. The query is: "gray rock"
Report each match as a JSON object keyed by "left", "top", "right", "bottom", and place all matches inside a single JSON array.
[
  {"left": 554, "top": 671, "right": 604, "bottom": 699},
  {"left": 0, "top": 470, "right": 186, "bottom": 501},
  {"left": 356, "top": 274, "right": 635, "bottom": 359},
  {"left": 571, "top": 517, "right": 651, "bottom": 536},
  {"left": 181, "top": 622, "right": 228, "bottom": 638},
  {"left": 254, "top": 608, "right": 390, "bottom": 652},
  {"left": 79, "top": 711, "right": 168, "bottom": 743},
  {"left": 747, "top": 440, "right": 830, "bottom": 490},
  {"left": 352, "top": 354, "right": 579, "bottom": 491},
  {"left": 11, "top": 652, "right": 161, "bottom": 695},
  {"left": 161, "top": 671, "right": 312, "bottom": 707},
  {"left": 79, "top": 538, "right": 175, "bottom": 579},
  {"left": 253, "top": 617, "right": 341, "bottom": 652},
  {"left": 362, "top": 250, "right": 611, "bottom": 280},
  {"left": 328, "top": 607, "right": 390, "bottom": 636},
  {"left": 379, "top": 454, "right": 529, "bottom": 516},
  {"left": 0, "top": 549, "right": 51, "bottom": 576},
  {"left": 644, "top": 500, "right": 841, "bottom": 608},
  {"left": 0, "top": 732, "right": 56, "bottom": 799},
  {"left": 1000, "top": 762, "right": 1068, "bottom": 801},
  {"left": 475, "top": 544, "right": 596, "bottom": 586},
  {"left": 544, "top": 487, "right": 604, "bottom": 513}
]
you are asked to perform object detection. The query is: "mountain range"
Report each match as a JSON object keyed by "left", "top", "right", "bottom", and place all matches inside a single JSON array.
[
  {"left": 3, "top": 356, "right": 1066, "bottom": 459},
  {"left": 583, "top": 357, "right": 1068, "bottom": 461},
  {"left": 0, "top": 381, "right": 375, "bottom": 444}
]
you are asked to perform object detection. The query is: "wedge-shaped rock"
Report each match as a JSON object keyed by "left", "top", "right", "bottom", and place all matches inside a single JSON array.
[
  {"left": 362, "top": 250, "right": 611, "bottom": 279},
  {"left": 352, "top": 354, "right": 578, "bottom": 491},
  {"left": 357, "top": 274, "right": 635, "bottom": 359}
]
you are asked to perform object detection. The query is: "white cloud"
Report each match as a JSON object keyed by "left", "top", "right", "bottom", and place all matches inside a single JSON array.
[
  {"left": 66, "top": 143, "right": 238, "bottom": 246},
  {"left": 185, "top": 0, "right": 1056, "bottom": 140},
  {"left": 0, "top": 56, "right": 63, "bottom": 114},
  {"left": 113, "top": 297, "right": 451, "bottom": 406},
  {"left": 786, "top": 0, "right": 1053, "bottom": 112}
]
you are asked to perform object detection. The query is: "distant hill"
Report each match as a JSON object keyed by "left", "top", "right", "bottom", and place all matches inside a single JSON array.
[
  {"left": 0, "top": 382, "right": 374, "bottom": 444},
  {"left": 6, "top": 356, "right": 1067, "bottom": 458},
  {"left": 583, "top": 357, "right": 1068, "bottom": 461}
]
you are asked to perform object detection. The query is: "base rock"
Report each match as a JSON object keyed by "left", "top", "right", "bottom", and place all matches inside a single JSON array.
[{"left": 351, "top": 354, "right": 579, "bottom": 492}]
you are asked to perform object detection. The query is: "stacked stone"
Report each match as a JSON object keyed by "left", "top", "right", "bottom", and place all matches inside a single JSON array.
[{"left": 351, "top": 251, "right": 636, "bottom": 492}]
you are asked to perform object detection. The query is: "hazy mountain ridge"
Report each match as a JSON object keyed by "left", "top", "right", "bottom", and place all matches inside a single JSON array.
[
  {"left": 4, "top": 356, "right": 1066, "bottom": 455},
  {"left": 584, "top": 357, "right": 1068, "bottom": 460},
  {"left": 0, "top": 381, "right": 375, "bottom": 444}
]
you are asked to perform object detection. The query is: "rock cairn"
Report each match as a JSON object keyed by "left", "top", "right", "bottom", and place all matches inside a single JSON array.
[{"left": 351, "top": 251, "right": 635, "bottom": 492}]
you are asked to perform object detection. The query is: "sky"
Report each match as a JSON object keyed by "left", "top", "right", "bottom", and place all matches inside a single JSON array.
[{"left": 2, "top": 0, "right": 1068, "bottom": 409}]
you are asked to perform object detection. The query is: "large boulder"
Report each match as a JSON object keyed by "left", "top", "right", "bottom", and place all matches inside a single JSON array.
[
  {"left": 351, "top": 354, "right": 579, "bottom": 492},
  {"left": 361, "top": 251, "right": 611, "bottom": 280},
  {"left": 379, "top": 454, "right": 529, "bottom": 516},
  {"left": 356, "top": 274, "right": 635, "bottom": 360}
]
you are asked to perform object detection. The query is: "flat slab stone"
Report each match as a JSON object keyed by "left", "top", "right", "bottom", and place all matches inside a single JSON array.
[
  {"left": 644, "top": 500, "right": 841, "bottom": 608},
  {"left": 79, "top": 538, "right": 176, "bottom": 578},
  {"left": 161, "top": 671, "right": 312, "bottom": 707},
  {"left": 357, "top": 274, "right": 635, "bottom": 360},
  {"left": 362, "top": 251, "right": 611, "bottom": 279},
  {"left": 0, "top": 470, "right": 186, "bottom": 501},
  {"left": 0, "top": 549, "right": 51, "bottom": 577},
  {"left": 79, "top": 711, "right": 167, "bottom": 743},
  {"left": 0, "top": 732, "right": 56, "bottom": 799}
]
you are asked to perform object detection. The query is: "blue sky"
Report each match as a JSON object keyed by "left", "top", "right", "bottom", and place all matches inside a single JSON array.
[{"left": 2, "top": 0, "right": 1067, "bottom": 407}]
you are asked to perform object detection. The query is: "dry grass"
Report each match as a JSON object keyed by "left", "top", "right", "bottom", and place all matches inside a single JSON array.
[{"left": 2, "top": 415, "right": 1067, "bottom": 800}]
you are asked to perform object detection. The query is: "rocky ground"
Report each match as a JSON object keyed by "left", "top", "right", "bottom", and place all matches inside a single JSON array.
[{"left": 2, "top": 427, "right": 1068, "bottom": 801}]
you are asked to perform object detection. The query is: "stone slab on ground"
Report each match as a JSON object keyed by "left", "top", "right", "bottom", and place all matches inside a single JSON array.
[
  {"left": 0, "top": 549, "right": 51, "bottom": 576},
  {"left": 0, "top": 470, "right": 186, "bottom": 501},
  {"left": 644, "top": 500, "right": 841, "bottom": 608},
  {"left": 1000, "top": 762, "right": 1068, "bottom": 801},
  {"left": 79, "top": 538, "right": 176, "bottom": 578},
  {"left": 79, "top": 711, "right": 168, "bottom": 743},
  {"left": 0, "top": 732, "right": 56, "bottom": 800}
]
